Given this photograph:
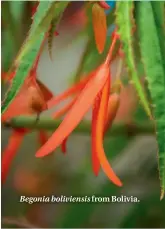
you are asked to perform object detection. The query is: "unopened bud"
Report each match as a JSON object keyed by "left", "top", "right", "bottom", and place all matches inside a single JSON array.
[{"left": 104, "top": 93, "right": 120, "bottom": 134}]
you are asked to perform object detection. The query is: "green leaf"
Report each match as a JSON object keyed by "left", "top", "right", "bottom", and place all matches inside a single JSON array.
[
  {"left": 136, "top": 1, "right": 165, "bottom": 199},
  {"left": 47, "top": 4, "right": 65, "bottom": 60},
  {"left": 115, "top": 1, "right": 152, "bottom": 119},
  {"left": 1, "top": 2, "right": 68, "bottom": 114},
  {"left": 151, "top": 1, "right": 165, "bottom": 73},
  {"left": 1, "top": 35, "right": 44, "bottom": 115},
  {"left": 16, "top": 2, "right": 69, "bottom": 64}
]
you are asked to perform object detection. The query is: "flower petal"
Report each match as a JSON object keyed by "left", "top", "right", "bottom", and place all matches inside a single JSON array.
[
  {"left": 2, "top": 129, "right": 26, "bottom": 183},
  {"left": 92, "top": 3, "right": 107, "bottom": 54},
  {"left": 36, "top": 63, "right": 110, "bottom": 158},
  {"left": 92, "top": 75, "right": 110, "bottom": 176},
  {"left": 92, "top": 94, "right": 101, "bottom": 176},
  {"left": 47, "top": 71, "right": 95, "bottom": 109},
  {"left": 96, "top": 78, "right": 122, "bottom": 187}
]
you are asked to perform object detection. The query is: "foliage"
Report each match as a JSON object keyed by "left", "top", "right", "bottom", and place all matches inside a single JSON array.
[{"left": 136, "top": 1, "right": 165, "bottom": 199}]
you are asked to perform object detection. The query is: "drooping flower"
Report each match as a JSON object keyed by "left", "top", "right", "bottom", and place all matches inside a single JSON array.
[
  {"left": 1, "top": 69, "right": 82, "bottom": 183},
  {"left": 1, "top": 70, "right": 53, "bottom": 183},
  {"left": 47, "top": 71, "right": 97, "bottom": 153},
  {"left": 35, "top": 32, "right": 122, "bottom": 187},
  {"left": 1, "top": 29, "right": 56, "bottom": 183},
  {"left": 92, "top": 86, "right": 121, "bottom": 176}
]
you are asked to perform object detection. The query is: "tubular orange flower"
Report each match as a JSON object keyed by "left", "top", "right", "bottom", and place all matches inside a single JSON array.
[
  {"left": 95, "top": 78, "right": 121, "bottom": 186},
  {"left": 2, "top": 71, "right": 83, "bottom": 182},
  {"left": 35, "top": 33, "right": 122, "bottom": 187},
  {"left": 92, "top": 82, "right": 121, "bottom": 176},
  {"left": 91, "top": 73, "right": 110, "bottom": 176},
  {"left": 2, "top": 63, "right": 91, "bottom": 182}
]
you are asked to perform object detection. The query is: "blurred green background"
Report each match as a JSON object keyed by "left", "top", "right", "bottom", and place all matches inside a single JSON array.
[{"left": 1, "top": 1, "right": 165, "bottom": 228}]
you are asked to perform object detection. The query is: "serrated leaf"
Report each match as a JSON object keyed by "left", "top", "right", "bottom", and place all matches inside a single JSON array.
[
  {"left": 47, "top": 12, "right": 62, "bottom": 60},
  {"left": 1, "top": 2, "right": 69, "bottom": 114},
  {"left": 115, "top": 1, "right": 152, "bottom": 119},
  {"left": 16, "top": 2, "right": 69, "bottom": 64},
  {"left": 48, "top": 18, "right": 57, "bottom": 60},
  {"left": 92, "top": 3, "right": 107, "bottom": 54},
  {"left": 151, "top": 2, "right": 165, "bottom": 73},
  {"left": 13, "top": 1, "right": 54, "bottom": 66},
  {"left": 1, "top": 36, "right": 44, "bottom": 115},
  {"left": 30, "top": 1, "right": 53, "bottom": 35},
  {"left": 136, "top": 1, "right": 165, "bottom": 199}
]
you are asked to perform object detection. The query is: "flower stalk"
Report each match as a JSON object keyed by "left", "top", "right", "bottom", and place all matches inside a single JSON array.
[{"left": 4, "top": 117, "right": 154, "bottom": 136}]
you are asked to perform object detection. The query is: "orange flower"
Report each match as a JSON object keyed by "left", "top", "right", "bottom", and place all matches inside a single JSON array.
[
  {"left": 92, "top": 87, "right": 120, "bottom": 176},
  {"left": 1, "top": 71, "right": 53, "bottom": 183},
  {"left": 1, "top": 70, "right": 85, "bottom": 182},
  {"left": 36, "top": 33, "right": 122, "bottom": 187}
]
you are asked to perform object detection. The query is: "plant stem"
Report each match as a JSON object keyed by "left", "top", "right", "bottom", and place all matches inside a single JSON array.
[{"left": 4, "top": 116, "right": 154, "bottom": 136}]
